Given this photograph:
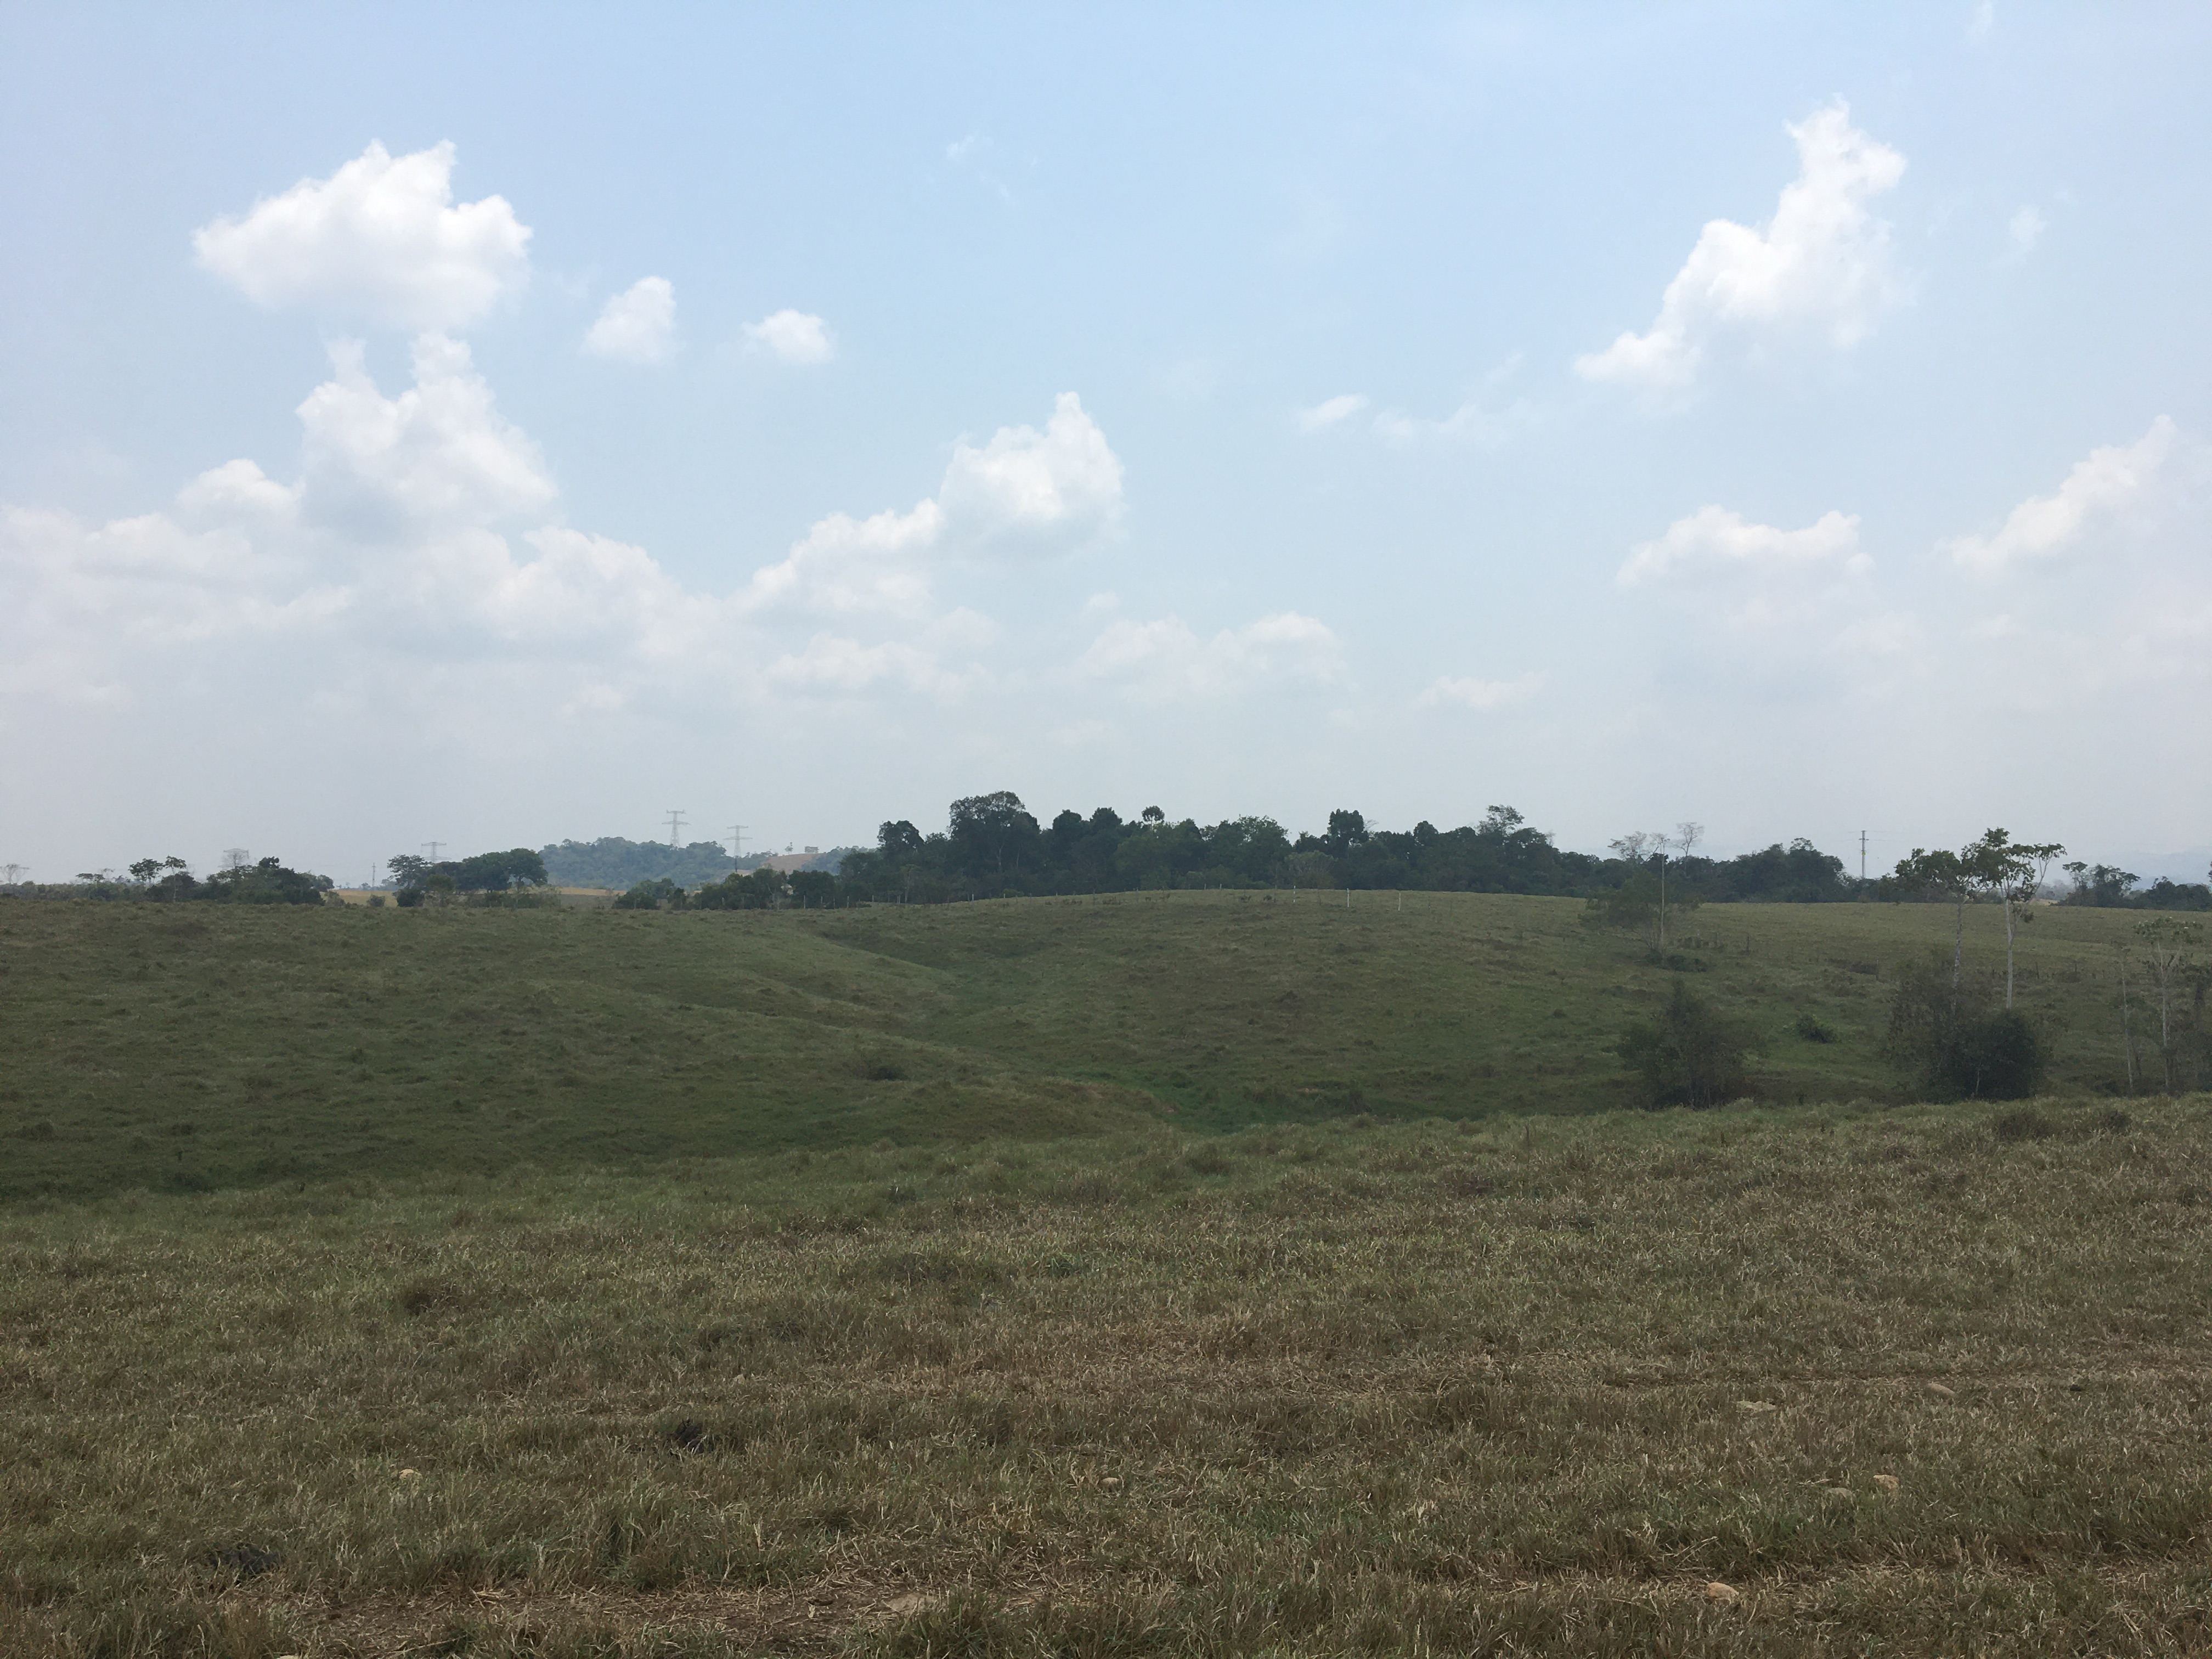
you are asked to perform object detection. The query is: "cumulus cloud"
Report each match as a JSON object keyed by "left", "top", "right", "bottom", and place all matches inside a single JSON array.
[
  {"left": 1576, "top": 104, "right": 1908, "bottom": 397},
  {"left": 2006, "top": 205, "right": 2046, "bottom": 258},
  {"left": 743, "top": 309, "right": 835, "bottom": 364},
  {"left": 296, "top": 335, "right": 556, "bottom": 535},
  {"left": 1414, "top": 673, "right": 1544, "bottom": 711},
  {"left": 1076, "top": 611, "right": 1342, "bottom": 703},
  {"left": 1296, "top": 393, "right": 1368, "bottom": 432},
  {"left": 584, "top": 276, "right": 678, "bottom": 363},
  {"left": 936, "top": 393, "right": 1123, "bottom": 552},
  {"left": 739, "top": 392, "right": 1123, "bottom": 621},
  {"left": 1619, "top": 505, "right": 1863, "bottom": 586},
  {"left": 1947, "top": 418, "right": 2180, "bottom": 575},
  {"left": 193, "top": 141, "right": 531, "bottom": 332}
]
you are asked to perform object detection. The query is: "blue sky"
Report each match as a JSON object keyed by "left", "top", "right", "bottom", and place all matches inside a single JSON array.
[{"left": 4, "top": 3, "right": 2209, "bottom": 883}]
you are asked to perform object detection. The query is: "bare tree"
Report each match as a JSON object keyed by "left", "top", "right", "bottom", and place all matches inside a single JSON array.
[{"left": 2134, "top": 917, "right": 2204, "bottom": 1093}]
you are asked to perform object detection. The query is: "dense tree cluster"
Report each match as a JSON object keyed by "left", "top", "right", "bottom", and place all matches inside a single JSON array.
[
  {"left": 386, "top": 849, "right": 548, "bottom": 906},
  {"left": 44, "top": 855, "right": 335, "bottom": 905},
  {"left": 540, "top": 838, "right": 742, "bottom": 889},
  {"left": 2056, "top": 862, "right": 2212, "bottom": 911},
  {"left": 817, "top": 795, "right": 1863, "bottom": 906}
]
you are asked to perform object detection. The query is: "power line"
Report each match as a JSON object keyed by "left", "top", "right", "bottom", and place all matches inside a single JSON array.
[{"left": 665, "top": 809, "right": 686, "bottom": 847}]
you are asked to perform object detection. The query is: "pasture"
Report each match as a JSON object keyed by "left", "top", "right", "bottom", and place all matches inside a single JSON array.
[
  {"left": 2, "top": 893, "right": 2204, "bottom": 1656},
  {"left": 0, "top": 890, "right": 2155, "bottom": 1202}
]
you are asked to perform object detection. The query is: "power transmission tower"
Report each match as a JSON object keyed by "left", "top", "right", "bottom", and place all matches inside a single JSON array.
[
  {"left": 1859, "top": 830, "right": 1867, "bottom": 885},
  {"left": 423, "top": 841, "right": 444, "bottom": 864},
  {"left": 727, "top": 823, "right": 748, "bottom": 861},
  {"left": 665, "top": 810, "right": 686, "bottom": 847}
]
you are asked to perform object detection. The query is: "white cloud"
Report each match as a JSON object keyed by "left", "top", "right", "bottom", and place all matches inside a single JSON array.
[
  {"left": 296, "top": 335, "right": 556, "bottom": 534},
  {"left": 584, "top": 276, "right": 678, "bottom": 363},
  {"left": 741, "top": 500, "right": 947, "bottom": 619},
  {"left": 1619, "top": 505, "right": 1863, "bottom": 586},
  {"left": 1414, "top": 673, "right": 1543, "bottom": 711},
  {"left": 936, "top": 392, "right": 1123, "bottom": 553},
  {"left": 1076, "top": 611, "right": 1342, "bottom": 702},
  {"left": 743, "top": 309, "right": 835, "bottom": 365},
  {"left": 2006, "top": 205, "right": 2046, "bottom": 257},
  {"left": 193, "top": 141, "right": 530, "bottom": 332},
  {"left": 1947, "top": 417, "right": 2180, "bottom": 575},
  {"left": 738, "top": 392, "right": 1124, "bottom": 620},
  {"left": 1968, "top": 1, "right": 1995, "bottom": 44},
  {"left": 1296, "top": 393, "right": 1368, "bottom": 432},
  {"left": 1576, "top": 103, "right": 1908, "bottom": 397}
]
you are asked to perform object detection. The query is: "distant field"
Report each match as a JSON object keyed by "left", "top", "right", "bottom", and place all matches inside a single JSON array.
[
  {"left": 0, "top": 891, "right": 2155, "bottom": 1203},
  {"left": 3, "top": 1098, "right": 2207, "bottom": 1656}
]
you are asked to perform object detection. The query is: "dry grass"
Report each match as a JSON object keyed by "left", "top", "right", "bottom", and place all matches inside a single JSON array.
[{"left": 5, "top": 1096, "right": 2210, "bottom": 1655}]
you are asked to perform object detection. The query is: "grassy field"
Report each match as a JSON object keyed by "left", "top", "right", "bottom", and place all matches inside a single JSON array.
[
  {"left": 4, "top": 1098, "right": 2209, "bottom": 1656},
  {"left": 0, "top": 891, "right": 2155, "bottom": 1202},
  {"left": 5, "top": 893, "right": 2203, "bottom": 1656}
]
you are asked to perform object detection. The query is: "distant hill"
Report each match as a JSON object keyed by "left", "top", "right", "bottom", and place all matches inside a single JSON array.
[{"left": 539, "top": 838, "right": 862, "bottom": 888}]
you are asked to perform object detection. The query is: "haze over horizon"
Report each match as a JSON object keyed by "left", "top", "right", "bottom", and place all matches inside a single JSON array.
[{"left": 4, "top": 4, "right": 2209, "bottom": 884}]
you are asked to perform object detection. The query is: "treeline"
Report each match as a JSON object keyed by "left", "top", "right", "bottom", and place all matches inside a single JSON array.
[
  {"left": 833, "top": 796, "right": 1858, "bottom": 904},
  {"left": 10, "top": 856, "right": 336, "bottom": 906},
  {"left": 535, "top": 837, "right": 859, "bottom": 889},
  {"left": 607, "top": 793, "right": 1856, "bottom": 907},
  {"left": 2053, "top": 862, "right": 2212, "bottom": 912},
  {"left": 384, "top": 849, "right": 549, "bottom": 906}
]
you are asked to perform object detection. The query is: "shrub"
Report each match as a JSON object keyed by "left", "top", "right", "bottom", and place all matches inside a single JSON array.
[
  {"left": 1615, "top": 980, "right": 1754, "bottom": 1108},
  {"left": 1794, "top": 1013, "right": 1838, "bottom": 1042}
]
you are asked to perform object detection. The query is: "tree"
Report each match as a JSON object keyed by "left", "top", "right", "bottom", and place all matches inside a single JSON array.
[
  {"left": 1967, "top": 829, "right": 2064, "bottom": 1008},
  {"left": 1886, "top": 950, "right": 2043, "bottom": 1100},
  {"left": 1607, "top": 823, "right": 1703, "bottom": 951},
  {"left": 2062, "top": 861, "right": 2139, "bottom": 907},
  {"left": 947, "top": 792, "right": 1039, "bottom": 877},
  {"left": 450, "top": 848, "right": 549, "bottom": 892},
  {"left": 1891, "top": 846, "right": 1976, "bottom": 990},
  {"left": 2133, "top": 917, "right": 2204, "bottom": 1093},
  {"left": 1323, "top": 809, "right": 1369, "bottom": 857},
  {"left": 387, "top": 854, "right": 431, "bottom": 891}
]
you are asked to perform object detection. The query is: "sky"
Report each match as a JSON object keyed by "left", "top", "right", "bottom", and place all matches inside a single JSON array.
[{"left": 4, "top": 2, "right": 2210, "bottom": 885}]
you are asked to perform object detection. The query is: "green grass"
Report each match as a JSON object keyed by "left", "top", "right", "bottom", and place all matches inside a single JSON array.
[
  {"left": 4, "top": 1098, "right": 2209, "bottom": 1656},
  {"left": 5, "top": 893, "right": 2201, "bottom": 1655},
  {"left": 0, "top": 893, "right": 2155, "bottom": 1201}
]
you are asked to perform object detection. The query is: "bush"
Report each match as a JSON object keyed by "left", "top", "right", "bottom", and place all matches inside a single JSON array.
[
  {"left": 1886, "top": 952, "right": 2045, "bottom": 1100},
  {"left": 1794, "top": 1013, "right": 1837, "bottom": 1043},
  {"left": 1616, "top": 980, "right": 1754, "bottom": 1108}
]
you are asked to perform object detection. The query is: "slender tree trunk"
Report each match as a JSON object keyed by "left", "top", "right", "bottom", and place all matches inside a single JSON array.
[
  {"left": 2004, "top": 896, "right": 2017, "bottom": 1009},
  {"left": 2120, "top": 952, "right": 2137, "bottom": 1092}
]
